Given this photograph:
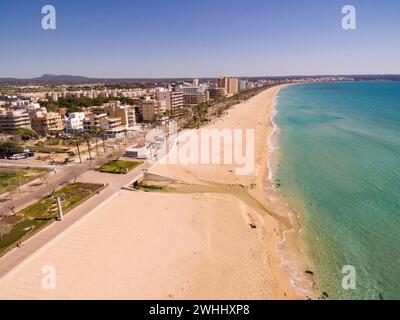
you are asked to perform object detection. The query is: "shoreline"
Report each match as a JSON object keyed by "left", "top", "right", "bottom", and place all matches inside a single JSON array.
[
  {"left": 266, "top": 85, "right": 316, "bottom": 298},
  {"left": 255, "top": 84, "right": 316, "bottom": 298},
  {"left": 267, "top": 87, "right": 281, "bottom": 185}
]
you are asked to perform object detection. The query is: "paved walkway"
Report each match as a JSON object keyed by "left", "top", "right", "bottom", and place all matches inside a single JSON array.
[
  {"left": 0, "top": 162, "right": 91, "bottom": 216},
  {"left": 0, "top": 161, "right": 150, "bottom": 279},
  {"left": 0, "top": 158, "right": 63, "bottom": 169}
]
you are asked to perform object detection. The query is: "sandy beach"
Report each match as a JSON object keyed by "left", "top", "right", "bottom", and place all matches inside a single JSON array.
[{"left": 0, "top": 85, "right": 313, "bottom": 299}]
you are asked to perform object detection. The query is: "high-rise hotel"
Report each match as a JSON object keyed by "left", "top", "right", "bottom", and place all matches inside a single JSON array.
[{"left": 218, "top": 76, "right": 239, "bottom": 95}]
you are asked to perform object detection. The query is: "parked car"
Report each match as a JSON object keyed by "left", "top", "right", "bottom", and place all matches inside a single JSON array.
[
  {"left": 8, "top": 154, "right": 27, "bottom": 160},
  {"left": 25, "top": 151, "right": 35, "bottom": 157}
]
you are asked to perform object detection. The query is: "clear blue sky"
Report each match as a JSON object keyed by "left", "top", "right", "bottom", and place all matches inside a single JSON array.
[{"left": 0, "top": 0, "right": 399, "bottom": 78}]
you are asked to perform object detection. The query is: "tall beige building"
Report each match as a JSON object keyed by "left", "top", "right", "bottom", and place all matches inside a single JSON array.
[
  {"left": 218, "top": 76, "right": 239, "bottom": 95},
  {"left": 183, "top": 92, "right": 207, "bottom": 107},
  {"left": 156, "top": 89, "right": 183, "bottom": 114},
  {"left": 207, "top": 88, "right": 226, "bottom": 100},
  {"left": 171, "top": 91, "right": 184, "bottom": 113},
  {"left": 140, "top": 100, "right": 161, "bottom": 122},
  {"left": 102, "top": 102, "right": 136, "bottom": 129},
  {"left": 31, "top": 112, "right": 65, "bottom": 135},
  {"left": 83, "top": 113, "right": 108, "bottom": 131}
]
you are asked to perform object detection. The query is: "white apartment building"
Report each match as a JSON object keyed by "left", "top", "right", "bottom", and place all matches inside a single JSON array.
[
  {"left": 239, "top": 80, "right": 247, "bottom": 91},
  {"left": 156, "top": 88, "right": 171, "bottom": 110},
  {"left": 11, "top": 101, "right": 41, "bottom": 110},
  {"left": 65, "top": 112, "right": 85, "bottom": 134}
]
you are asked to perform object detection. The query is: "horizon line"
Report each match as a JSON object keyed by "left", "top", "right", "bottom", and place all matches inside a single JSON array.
[{"left": 2, "top": 73, "right": 400, "bottom": 81}]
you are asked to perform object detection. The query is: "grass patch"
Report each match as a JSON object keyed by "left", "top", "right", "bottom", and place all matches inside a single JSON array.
[
  {"left": 31, "top": 146, "right": 70, "bottom": 154},
  {"left": 98, "top": 160, "right": 141, "bottom": 174},
  {"left": 133, "top": 181, "right": 173, "bottom": 193},
  {"left": 0, "top": 167, "right": 49, "bottom": 195},
  {"left": 0, "top": 182, "right": 104, "bottom": 256}
]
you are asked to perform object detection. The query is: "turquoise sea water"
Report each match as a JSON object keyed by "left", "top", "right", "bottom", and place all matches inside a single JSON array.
[{"left": 275, "top": 82, "right": 400, "bottom": 300}]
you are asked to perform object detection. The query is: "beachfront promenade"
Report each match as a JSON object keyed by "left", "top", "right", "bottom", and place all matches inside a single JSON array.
[{"left": 0, "top": 161, "right": 149, "bottom": 279}]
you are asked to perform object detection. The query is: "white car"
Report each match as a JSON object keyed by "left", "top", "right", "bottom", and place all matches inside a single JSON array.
[{"left": 9, "top": 154, "right": 27, "bottom": 160}]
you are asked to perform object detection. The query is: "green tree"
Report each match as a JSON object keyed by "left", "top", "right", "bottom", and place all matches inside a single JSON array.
[
  {"left": 0, "top": 141, "right": 24, "bottom": 157},
  {"left": 12, "top": 128, "right": 39, "bottom": 140}
]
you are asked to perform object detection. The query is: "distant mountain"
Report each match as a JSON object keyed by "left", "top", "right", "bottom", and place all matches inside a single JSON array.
[
  {"left": 0, "top": 74, "right": 96, "bottom": 86},
  {"left": 0, "top": 74, "right": 195, "bottom": 86},
  {"left": 32, "top": 74, "right": 93, "bottom": 82},
  {"left": 0, "top": 78, "right": 17, "bottom": 82}
]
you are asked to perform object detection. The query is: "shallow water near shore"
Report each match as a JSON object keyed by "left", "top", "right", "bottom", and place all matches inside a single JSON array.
[{"left": 275, "top": 81, "right": 400, "bottom": 299}]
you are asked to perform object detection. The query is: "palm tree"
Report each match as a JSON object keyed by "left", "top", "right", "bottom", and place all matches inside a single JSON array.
[
  {"left": 90, "top": 126, "right": 107, "bottom": 154},
  {"left": 72, "top": 135, "right": 83, "bottom": 163},
  {"left": 98, "top": 127, "right": 107, "bottom": 153},
  {"left": 124, "top": 130, "right": 128, "bottom": 146},
  {"left": 89, "top": 126, "right": 100, "bottom": 156},
  {"left": 83, "top": 132, "right": 92, "bottom": 162}
]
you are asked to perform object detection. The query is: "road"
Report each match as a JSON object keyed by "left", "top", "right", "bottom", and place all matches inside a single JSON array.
[
  {"left": 0, "top": 159, "right": 62, "bottom": 169},
  {"left": 0, "top": 161, "right": 94, "bottom": 217}
]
